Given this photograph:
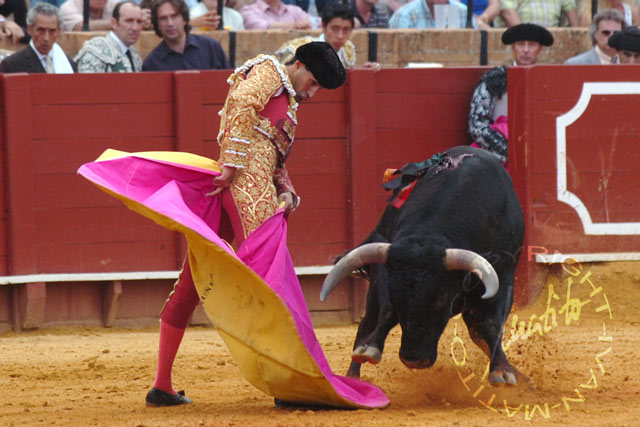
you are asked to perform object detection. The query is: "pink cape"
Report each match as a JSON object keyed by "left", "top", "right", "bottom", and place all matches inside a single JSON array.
[
  {"left": 471, "top": 116, "right": 509, "bottom": 169},
  {"left": 78, "top": 150, "right": 389, "bottom": 409}
]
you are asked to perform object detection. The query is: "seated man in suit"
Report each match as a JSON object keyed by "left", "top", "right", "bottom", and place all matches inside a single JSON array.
[
  {"left": 565, "top": 9, "right": 626, "bottom": 65},
  {"left": 0, "top": 3, "right": 76, "bottom": 73},
  {"left": 74, "top": 1, "right": 145, "bottom": 73}
]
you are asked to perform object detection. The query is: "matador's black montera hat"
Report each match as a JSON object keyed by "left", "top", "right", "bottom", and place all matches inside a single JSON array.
[
  {"left": 295, "top": 42, "right": 346, "bottom": 90},
  {"left": 608, "top": 26, "right": 640, "bottom": 53},
  {"left": 502, "top": 23, "right": 554, "bottom": 47}
]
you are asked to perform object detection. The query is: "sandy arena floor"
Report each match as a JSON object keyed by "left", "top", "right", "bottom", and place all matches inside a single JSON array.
[{"left": 1, "top": 262, "right": 640, "bottom": 426}]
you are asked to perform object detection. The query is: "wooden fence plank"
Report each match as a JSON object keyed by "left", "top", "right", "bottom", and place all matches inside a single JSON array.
[{"left": 3, "top": 74, "right": 37, "bottom": 275}]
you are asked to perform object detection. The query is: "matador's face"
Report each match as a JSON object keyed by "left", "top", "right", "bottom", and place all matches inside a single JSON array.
[{"left": 290, "top": 62, "right": 321, "bottom": 102}]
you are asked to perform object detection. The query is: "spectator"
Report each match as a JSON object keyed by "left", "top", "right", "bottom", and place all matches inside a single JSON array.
[
  {"left": 580, "top": 0, "right": 639, "bottom": 26},
  {"left": 0, "top": 3, "right": 75, "bottom": 73},
  {"left": 463, "top": 0, "right": 500, "bottom": 27},
  {"left": 566, "top": 9, "right": 626, "bottom": 64},
  {"left": 190, "top": 0, "right": 245, "bottom": 30},
  {"left": 275, "top": 2, "right": 357, "bottom": 67},
  {"left": 606, "top": 0, "right": 639, "bottom": 25},
  {"left": 241, "top": 0, "right": 310, "bottom": 29},
  {"left": 608, "top": 25, "right": 640, "bottom": 63},
  {"left": 0, "top": 0, "right": 29, "bottom": 43},
  {"left": 351, "top": 0, "right": 389, "bottom": 27},
  {"left": 143, "top": 0, "right": 231, "bottom": 71},
  {"left": 31, "top": 0, "right": 66, "bottom": 7},
  {"left": 61, "top": 0, "right": 120, "bottom": 31},
  {"left": 389, "top": 0, "right": 473, "bottom": 29},
  {"left": 468, "top": 23, "right": 553, "bottom": 163},
  {"left": 499, "top": 0, "right": 579, "bottom": 27},
  {"left": 377, "top": 0, "right": 412, "bottom": 16},
  {"left": 283, "top": 0, "right": 310, "bottom": 12},
  {"left": 227, "top": 0, "right": 255, "bottom": 12},
  {"left": 75, "top": 1, "right": 144, "bottom": 72}
]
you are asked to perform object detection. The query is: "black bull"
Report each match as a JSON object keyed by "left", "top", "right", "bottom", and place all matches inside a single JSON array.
[{"left": 321, "top": 146, "right": 528, "bottom": 386}]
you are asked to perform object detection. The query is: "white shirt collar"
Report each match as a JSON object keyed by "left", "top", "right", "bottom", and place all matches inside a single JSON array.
[
  {"left": 29, "top": 39, "right": 52, "bottom": 70},
  {"left": 594, "top": 45, "right": 614, "bottom": 64},
  {"left": 29, "top": 39, "right": 49, "bottom": 62},
  {"left": 109, "top": 31, "right": 129, "bottom": 54}
]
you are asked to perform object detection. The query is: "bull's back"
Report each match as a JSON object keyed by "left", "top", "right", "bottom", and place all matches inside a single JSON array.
[{"left": 396, "top": 146, "right": 523, "bottom": 252}]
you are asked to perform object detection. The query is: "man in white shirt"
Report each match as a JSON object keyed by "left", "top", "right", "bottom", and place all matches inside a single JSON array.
[
  {"left": 0, "top": 2, "right": 76, "bottom": 73},
  {"left": 75, "top": 1, "right": 144, "bottom": 73}
]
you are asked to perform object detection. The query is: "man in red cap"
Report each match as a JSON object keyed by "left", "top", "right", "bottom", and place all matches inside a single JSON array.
[{"left": 467, "top": 23, "right": 553, "bottom": 163}]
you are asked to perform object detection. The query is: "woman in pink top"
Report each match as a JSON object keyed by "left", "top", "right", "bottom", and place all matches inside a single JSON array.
[{"left": 241, "top": 0, "right": 311, "bottom": 29}]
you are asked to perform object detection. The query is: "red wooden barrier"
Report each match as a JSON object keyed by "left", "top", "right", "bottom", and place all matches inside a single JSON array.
[
  {"left": 509, "top": 65, "right": 640, "bottom": 304},
  {"left": 12, "top": 66, "right": 636, "bottom": 331}
]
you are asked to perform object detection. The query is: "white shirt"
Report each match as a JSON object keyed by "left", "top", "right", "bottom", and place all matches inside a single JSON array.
[
  {"left": 29, "top": 40, "right": 75, "bottom": 74},
  {"left": 30, "top": 40, "right": 52, "bottom": 71},
  {"left": 109, "top": 31, "right": 129, "bottom": 55},
  {"left": 595, "top": 45, "right": 615, "bottom": 65}
]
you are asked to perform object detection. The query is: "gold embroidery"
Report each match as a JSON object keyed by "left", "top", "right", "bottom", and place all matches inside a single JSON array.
[
  {"left": 218, "top": 55, "right": 298, "bottom": 238},
  {"left": 342, "top": 40, "right": 356, "bottom": 68},
  {"left": 282, "top": 119, "right": 296, "bottom": 144},
  {"left": 274, "top": 36, "right": 315, "bottom": 65}
]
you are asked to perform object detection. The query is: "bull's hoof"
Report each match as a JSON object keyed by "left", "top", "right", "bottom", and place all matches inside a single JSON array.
[
  {"left": 488, "top": 371, "right": 506, "bottom": 385},
  {"left": 489, "top": 370, "right": 517, "bottom": 386},
  {"left": 504, "top": 371, "right": 517, "bottom": 385},
  {"left": 490, "top": 366, "right": 537, "bottom": 389},
  {"left": 351, "top": 345, "right": 382, "bottom": 365}
]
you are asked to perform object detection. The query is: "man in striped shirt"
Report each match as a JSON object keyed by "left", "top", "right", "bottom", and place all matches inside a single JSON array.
[{"left": 499, "top": 0, "right": 579, "bottom": 27}]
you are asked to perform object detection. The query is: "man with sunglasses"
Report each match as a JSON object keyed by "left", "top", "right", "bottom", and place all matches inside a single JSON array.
[
  {"left": 566, "top": 9, "right": 627, "bottom": 65},
  {"left": 608, "top": 25, "right": 640, "bottom": 64}
]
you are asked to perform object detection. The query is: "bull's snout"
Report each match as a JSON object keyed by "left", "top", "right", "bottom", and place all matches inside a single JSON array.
[{"left": 399, "top": 354, "right": 435, "bottom": 369}]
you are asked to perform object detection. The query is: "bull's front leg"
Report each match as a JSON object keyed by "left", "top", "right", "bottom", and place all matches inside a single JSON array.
[
  {"left": 347, "top": 266, "right": 398, "bottom": 378},
  {"left": 347, "top": 303, "right": 397, "bottom": 378},
  {"left": 462, "top": 301, "right": 532, "bottom": 387}
]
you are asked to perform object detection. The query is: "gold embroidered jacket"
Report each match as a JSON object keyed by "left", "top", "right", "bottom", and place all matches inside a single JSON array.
[{"left": 217, "top": 55, "right": 299, "bottom": 236}]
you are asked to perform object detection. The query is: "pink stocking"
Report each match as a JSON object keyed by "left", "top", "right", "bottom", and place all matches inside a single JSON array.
[{"left": 152, "top": 321, "right": 186, "bottom": 394}]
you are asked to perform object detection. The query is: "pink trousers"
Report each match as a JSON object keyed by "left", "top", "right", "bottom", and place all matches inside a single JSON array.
[{"left": 160, "top": 189, "right": 245, "bottom": 328}]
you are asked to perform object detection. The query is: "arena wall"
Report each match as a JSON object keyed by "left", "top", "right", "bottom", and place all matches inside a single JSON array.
[{"left": 0, "top": 65, "right": 638, "bottom": 332}]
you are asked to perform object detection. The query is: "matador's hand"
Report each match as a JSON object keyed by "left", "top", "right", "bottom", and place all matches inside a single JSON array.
[
  {"left": 278, "top": 192, "right": 297, "bottom": 212},
  {"left": 207, "top": 166, "right": 236, "bottom": 197}
]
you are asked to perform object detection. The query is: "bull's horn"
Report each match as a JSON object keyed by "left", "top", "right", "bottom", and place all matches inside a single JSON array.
[
  {"left": 320, "top": 243, "right": 390, "bottom": 302},
  {"left": 444, "top": 249, "right": 499, "bottom": 299}
]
